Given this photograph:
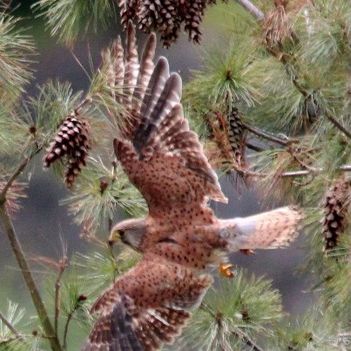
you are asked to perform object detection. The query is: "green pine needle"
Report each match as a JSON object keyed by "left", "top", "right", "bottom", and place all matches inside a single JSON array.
[
  {"left": 170, "top": 270, "right": 283, "bottom": 350},
  {"left": 0, "top": 14, "right": 35, "bottom": 101},
  {"left": 33, "top": 0, "right": 117, "bottom": 46},
  {"left": 62, "top": 157, "right": 147, "bottom": 237}
]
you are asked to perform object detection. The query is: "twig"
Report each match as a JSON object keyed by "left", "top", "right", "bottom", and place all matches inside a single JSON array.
[
  {"left": 200, "top": 304, "right": 264, "bottom": 351},
  {"left": 287, "top": 145, "right": 317, "bottom": 173},
  {"left": 246, "top": 142, "right": 265, "bottom": 152},
  {"left": 232, "top": 328, "right": 265, "bottom": 351},
  {"left": 233, "top": 164, "right": 351, "bottom": 178},
  {"left": 235, "top": 0, "right": 265, "bottom": 20},
  {"left": 0, "top": 310, "right": 22, "bottom": 339},
  {"left": 0, "top": 147, "right": 41, "bottom": 204},
  {"left": 54, "top": 257, "right": 68, "bottom": 336},
  {"left": 325, "top": 112, "right": 351, "bottom": 140},
  {"left": 73, "top": 96, "right": 93, "bottom": 116},
  {"left": 62, "top": 297, "right": 85, "bottom": 351},
  {"left": 0, "top": 336, "right": 20, "bottom": 346},
  {"left": 62, "top": 311, "right": 73, "bottom": 350},
  {"left": 243, "top": 123, "right": 297, "bottom": 146},
  {"left": 0, "top": 205, "right": 62, "bottom": 351}
]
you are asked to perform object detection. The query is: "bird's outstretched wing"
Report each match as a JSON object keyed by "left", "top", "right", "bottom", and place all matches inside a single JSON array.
[
  {"left": 109, "top": 22, "right": 226, "bottom": 218},
  {"left": 82, "top": 255, "right": 212, "bottom": 351}
]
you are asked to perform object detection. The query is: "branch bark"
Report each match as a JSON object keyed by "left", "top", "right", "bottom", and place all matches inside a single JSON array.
[
  {"left": 243, "top": 123, "right": 298, "bottom": 146},
  {"left": 233, "top": 164, "right": 351, "bottom": 178},
  {"left": 0, "top": 205, "right": 62, "bottom": 351},
  {"left": 0, "top": 147, "right": 62, "bottom": 351},
  {"left": 55, "top": 258, "right": 68, "bottom": 336},
  {"left": 235, "top": 0, "right": 265, "bottom": 20},
  {"left": 0, "top": 310, "right": 22, "bottom": 339},
  {"left": 232, "top": 329, "right": 265, "bottom": 351},
  {"left": 325, "top": 112, "right": 351, "bottom": 140}
]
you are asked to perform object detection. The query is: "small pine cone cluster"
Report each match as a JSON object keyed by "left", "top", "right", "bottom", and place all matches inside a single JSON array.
[
  {"left": 227, "top": 108, "right": 247, "bottom": 168},
  {"left": 322, "top": 177, "right": 351, "bottom": 251},
  {"left": 43, "top": 114, "right": 91, "bottom": 188},
  {"left": 117, "top": 0, "right": 222, "bottom": 47}
]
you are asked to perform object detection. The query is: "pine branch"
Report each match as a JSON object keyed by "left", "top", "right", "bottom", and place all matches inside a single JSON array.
[
  {"left": 246, "top": 142, "right": 265, "bottom": 152},
  {"left": 243, "top": 122, "right": 298, "bottom": 146},
  {"left": 234, "top": 164, "right": 351, "bottom": 178},
  {"left": 0, "top": 147, "right": 62, "bottom": 351},
  {"left": 200, "top": 303, "right": 265, "bottom": 351},
  {"left": 231, "top": 329, "right": 265, "bottom": 351},
  {"left": 0, "top": 205, "right": 62, "bottom": 351},
  {"left": 62, "top": 310, "right": 74, "bottom": 350},
  {"left": 0, "top": 310, "right": 22, "bottom": 339},
  {"left": 235, "top": 0, "right": 264, "bottom": 20},
  {"left": 0, "top": 148, "right": 40, "bottom": 204},
  {"left": 62, "top": 295, "right": 86, "bottom": 350},
  {"left": 241, "top": 0, "right": 351, "bottom": 142},
  {"left": 325, "top": 112, "right": 351, "bottom": 140},
  {"left": 54, "top": 257, "right": 68, "bottom": 336}
]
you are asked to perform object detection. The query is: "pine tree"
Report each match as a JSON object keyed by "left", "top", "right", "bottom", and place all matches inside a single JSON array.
[{"left": 1, "top": 1, "right": 351, "bottom": 350}]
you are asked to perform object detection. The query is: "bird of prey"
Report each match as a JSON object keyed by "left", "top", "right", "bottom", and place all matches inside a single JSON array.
[{"left": 82, "top": 23, "right": 303, "bottom": 351}]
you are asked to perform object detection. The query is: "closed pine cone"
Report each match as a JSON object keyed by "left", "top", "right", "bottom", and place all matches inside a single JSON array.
[
  {"left": 227, "top": 107, "right": 247, "bottom": 168},
  {"left": 322, "top": 176, "right": 351, "bottom": 251}
]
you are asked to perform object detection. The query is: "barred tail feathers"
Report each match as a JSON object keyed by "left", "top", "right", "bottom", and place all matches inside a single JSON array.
[{"left": 220, "top": 206, "right": 304, "bottom": 251}]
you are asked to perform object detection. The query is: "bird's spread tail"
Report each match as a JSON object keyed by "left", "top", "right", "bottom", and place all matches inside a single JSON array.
[{"left": 219, "top": 206, "right": 304, "bottom": 252}]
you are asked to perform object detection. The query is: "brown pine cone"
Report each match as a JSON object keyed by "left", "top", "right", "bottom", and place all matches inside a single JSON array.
[
  {"left": 227, "top": 107, "right": 247, "bottom": 168},
  {"left": 322, "top": 176, "right": 351, "bottom": 251},
  {"left": 43, "top": 114, "right": 91, "bottom": 188},
  {"left": 117, "top": 0, "right": 140, "bottom": 29},
  {"left": 117, "top": 0, "right": 224, "bottom": 47}
]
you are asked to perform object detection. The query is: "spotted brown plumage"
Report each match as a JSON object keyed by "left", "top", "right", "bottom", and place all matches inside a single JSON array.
[{"left": 82, "top": 23, "right": 304, "bottom": 351}]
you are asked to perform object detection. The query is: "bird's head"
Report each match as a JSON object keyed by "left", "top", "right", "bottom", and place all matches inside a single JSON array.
[{"left": 108, "top": 218, "right": 146, "bottom": 251}]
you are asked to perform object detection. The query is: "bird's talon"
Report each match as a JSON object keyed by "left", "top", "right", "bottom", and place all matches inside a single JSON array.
[{"left": 219, "top": 263, "right": 235, "bottom": 278}]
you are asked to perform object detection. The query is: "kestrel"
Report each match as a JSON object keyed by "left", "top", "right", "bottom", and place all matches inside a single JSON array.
[{"left": 82, "top": 23, "right": 303, "bottom": 351}]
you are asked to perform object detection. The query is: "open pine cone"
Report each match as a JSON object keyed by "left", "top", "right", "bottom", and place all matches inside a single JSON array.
[
  {"left": 117, "top": 0, "right": 224, "bottom": 47},
  {"left": 43, "top": 114, "right": 91, "bottom": 188}
]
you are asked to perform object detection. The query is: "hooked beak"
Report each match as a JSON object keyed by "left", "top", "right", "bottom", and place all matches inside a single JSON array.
[{"left": 108, "top": 229, "right": 121, "bottom": 246}]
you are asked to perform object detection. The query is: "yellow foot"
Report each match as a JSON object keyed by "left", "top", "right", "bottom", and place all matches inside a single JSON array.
[{"left": 219, "top": 263, "right": 235, "bottom": 278}]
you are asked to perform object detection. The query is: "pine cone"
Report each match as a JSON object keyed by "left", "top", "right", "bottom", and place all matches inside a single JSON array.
[
  {"left": 117, "top": 0, "right": 140, "bottom": 29},
  {"left": 322, "top": 176, "right": 351, "bottom": 251},
  {"left": 183, "top": 0, "right": 207, "bottom": 43},
  {"left": 227, "top": 107, "right": 247, "bottom": 168},
  {"left": 117, "top": 0, "right": 223, "bottom": 47},
  {"left": 43, "top": 114, "right": 91, "bottom": 188}
]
